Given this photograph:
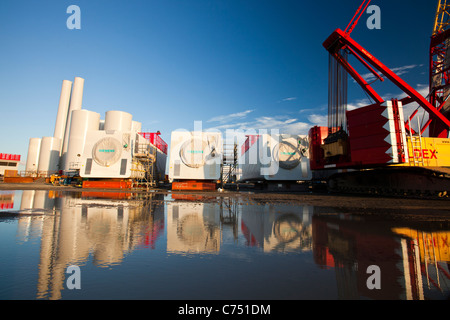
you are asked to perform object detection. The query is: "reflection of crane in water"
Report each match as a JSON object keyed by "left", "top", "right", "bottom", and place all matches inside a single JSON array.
[{"left": 393, "top": 228, "right": 450, "bottom": 299}]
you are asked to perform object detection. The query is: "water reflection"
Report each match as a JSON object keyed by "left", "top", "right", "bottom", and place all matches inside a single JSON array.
[
  {"left": 8, "top": 190, "right": 164, "bottom": 299},
  {"left": 241, "top": 204, "right": 312, "bottom": 253},
  {"left": 0, "top": 191, "right": 15, "bottom": 210},
  {"left": 312, "top": 210, "right": 450, "bottom": 300},
  {"left": 0, "top": 190, "right": 449, "bottom": 300},
  {"left": 167, "top": 201, "right": 221, "bottom": 254}
]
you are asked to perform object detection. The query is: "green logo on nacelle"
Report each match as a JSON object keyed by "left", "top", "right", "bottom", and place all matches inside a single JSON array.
[{"left": 280, "top": 151, "right": 296, "bottom": 155}]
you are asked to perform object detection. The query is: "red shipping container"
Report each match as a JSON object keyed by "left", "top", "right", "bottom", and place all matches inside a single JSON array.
[{"left": 139, "top": 132, "right": 168, "bottom": 154}]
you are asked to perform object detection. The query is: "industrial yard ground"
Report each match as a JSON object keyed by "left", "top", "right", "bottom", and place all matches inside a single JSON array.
[{"left": 1, "top": 182, "right": 449, "bottom": 220}]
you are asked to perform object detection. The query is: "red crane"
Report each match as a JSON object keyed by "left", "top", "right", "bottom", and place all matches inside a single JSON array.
[
  {"left": 308, "top": 0, "right": 450, "bottom": 198},
  {"left": 324, "top": 0, "right": 450, "bottom": 138}
]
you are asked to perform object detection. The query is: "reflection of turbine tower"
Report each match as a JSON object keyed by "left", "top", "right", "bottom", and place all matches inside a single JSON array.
[
  {"left": 35, "top": 192, "right": 164, "bottom": 299},
  {"left": 167, "top": 202, "right": 221, "bottom": 254},
  {"left": 17, "top": 190, "right": 53, "bottom": 243}
]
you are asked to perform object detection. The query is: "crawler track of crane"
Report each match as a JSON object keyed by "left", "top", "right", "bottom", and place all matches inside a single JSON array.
[{"left": 327, "top": 167, "right": 450, "bottom": 199}]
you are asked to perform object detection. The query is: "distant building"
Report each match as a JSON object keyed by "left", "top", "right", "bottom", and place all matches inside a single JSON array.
[{"left": 0, "top": 154, "right": 21, "bottom": 175}]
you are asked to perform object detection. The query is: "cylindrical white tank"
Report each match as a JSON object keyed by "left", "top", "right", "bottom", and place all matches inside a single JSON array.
[
  {"left": 53, "top": 80, "right": 73, "bottom": 148},
  {"left": 37, "top": 137, "right": 61, "bottom": 175},
  {"left": 61, "top": 77, "right": 84, "bottom": 158},
  {"left": 25, "top": 138, "right": 42, "bottom": 174},
  {"left": 64, "top": 109, "right": 100, "bottom": 171},
  {"left": 104, "top": 110, "right": 132, "bottom": 132},
  {"left": 131, "top": 121, "right": 142, "bottom": 133}
]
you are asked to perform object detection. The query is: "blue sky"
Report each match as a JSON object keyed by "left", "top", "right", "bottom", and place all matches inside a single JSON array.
[{"left": 0, "top": 0, "right": 436, "bottom": 167}]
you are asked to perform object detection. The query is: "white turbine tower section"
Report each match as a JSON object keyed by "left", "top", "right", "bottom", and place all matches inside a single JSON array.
[
  {"left": 64, "top": 109, "right": 101, "bottom": 172},
  {"left": 61, "top": 76, "right": 85, "bottom": 169},
  {"left": 37, "top": 137, "right": 61, "bottom": 175},
  {"left": 104, "top": 110, "right": 133, "bottom": 132},
  {"left": 53, "top": 80, "right": 73, "bottom": 152},
  {"left": 25, "top": 138, "right": 41, "bottom": 174},
  {"left": 131, "top": 121, "right": 142, "bottom": 134}
]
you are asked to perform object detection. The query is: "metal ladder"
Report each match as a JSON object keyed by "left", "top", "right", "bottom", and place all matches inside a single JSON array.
[
  {"left": 134, "top": 141, "right": 156, "bottom": 191},
  {"left": 221, "top": 143, "right": 238, "bottom": 185}
]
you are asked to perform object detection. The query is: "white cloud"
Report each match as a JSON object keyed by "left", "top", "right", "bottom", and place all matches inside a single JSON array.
[
  {"left": 206, "top": 114, "right": 313, "bottom": 135},
  {"left": 281, "top": 97, "right": 297, "bottom": 102},
  {"left": 204, "top": 81, "right": 430, "bottom": 137},
  {"left": 357, "top": 64, "right": 423, "bottom": 83},
  {"left": 307, "top": 114, "right": 327, "bottom": 127},
  {"left": 347, "top": 98, "right": 371, "bottom": 111},
  {"left": 207, "top": 109, "right": 254, "bottom": 123}
]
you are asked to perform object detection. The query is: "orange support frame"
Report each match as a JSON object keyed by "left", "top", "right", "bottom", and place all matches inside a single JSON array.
[{"left": 82, "top": 180, "right": 132, "bottom": 189}]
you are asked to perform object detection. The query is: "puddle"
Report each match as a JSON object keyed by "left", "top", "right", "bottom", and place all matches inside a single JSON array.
[{"left": 0, "top": 189, "right": 449, "bottom": 300}]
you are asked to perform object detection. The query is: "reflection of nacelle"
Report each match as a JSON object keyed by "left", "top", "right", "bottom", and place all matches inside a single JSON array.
[
  {"left": 239, "top": 134, "right": 312, "bottom": 181},
  {"left": 80, "top": 131, "right": 132, "bottom": 178},
  {"left": 169, "top": 131, "right": 222, "bottom": 181},
  {"left": 166, "top": 202, "right": 221, "bottom": 253},
  {"left": 240, "top": 204, "right": 313, "bottom": 252}
]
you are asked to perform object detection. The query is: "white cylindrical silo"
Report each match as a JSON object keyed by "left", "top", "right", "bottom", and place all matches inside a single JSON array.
[
  {"left": 64, "top": 109, "right": 100, "bottom": 171},
  {"left": 53, "top": 80, "right": 73, "bottom": 148},
  {"left": 131, "top": 121, "right": 142, "bottom": 133},
  {"left": 37, "top": 137, "right": 61, "bottom": 175},
  {"left": 104, "top": 110, "right": 132, "bottom": 132},
  {"left": 61, "top": 76, "right": 84, "bottom": 158},
  {"left": 131, "top": 121, "right": 142, "bottom": 151},
  {"left": 25, "top": 138, "right": 42, "bottom": 174}
]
